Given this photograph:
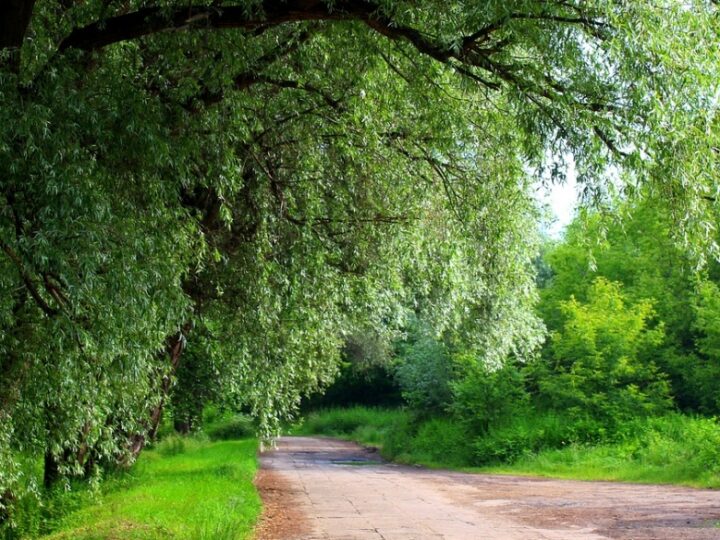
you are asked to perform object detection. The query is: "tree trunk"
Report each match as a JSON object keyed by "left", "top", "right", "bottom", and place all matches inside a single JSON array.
[
  {"left": 43, "top": 450, "right": 60, "bottom": 489},
  {"left": 173, "top": 418, "right": 191, "bottom": 435},
  {"left": 129, "top": 326, "right": 190, "bottom": 459},
  {"left": 0, "top": 0, "right": 36, "bottom": 72},
  {"left": 148, "top": 331, "right": 186, "bottom": 440},
  {"left": 0, "top": 489, "right": 15, "bottom": 525}
]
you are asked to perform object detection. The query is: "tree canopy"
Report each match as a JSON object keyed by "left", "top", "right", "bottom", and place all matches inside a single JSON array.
[{"left": 1, "top": 0, "right": 719, "bottom": 526}]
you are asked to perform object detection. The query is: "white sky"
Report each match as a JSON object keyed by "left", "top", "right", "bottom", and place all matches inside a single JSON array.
[{"left": 534, "top": 166, "right": 579, "bottom": 239}]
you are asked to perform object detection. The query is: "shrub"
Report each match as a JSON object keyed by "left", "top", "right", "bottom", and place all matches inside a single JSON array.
[
  {"left": 407, "top": 418, "right": 474, "bottom": 466},
  {"left": 156, "top": 435, "right": 188, "bottom": 456},
  {"left": 473, "top": 412, "right": 606, "bottom": 465},
  {"left": 501, "top": 414, "right": 720, "bottom": 487},
  {"left": 205, "top": 414, "right": 255, "bottom": 441},
  {"left": 450, "top": 358, "right": 529, "bottom": 435},
  {"left": 379, "top": 413, "right": 419, "bottom": 460},
  {"left": 626, "top": 414, "right": 720, "bottom": 476},
  {"left": 1, "top": 488, "right": 42, "bottom": 540}
]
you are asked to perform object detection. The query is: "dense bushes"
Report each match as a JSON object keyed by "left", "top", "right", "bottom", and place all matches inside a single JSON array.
[
  {"left": 450, "top": 360, "right": 529, "bottom": 435},
  {"left": 394, "top": 325, "right": 454, "bottom": 413},
  {"left": 531, "top": 278, "right": 672, "bottom": 425},
  {"left": 539, "top": 204, "right": 720, "bottom": 417},
  {"left": 394, "top": 417, "right": 474, "bottom": 466},
  {"left": 473, "top": 412, "right": 607, "bottom": 464}
]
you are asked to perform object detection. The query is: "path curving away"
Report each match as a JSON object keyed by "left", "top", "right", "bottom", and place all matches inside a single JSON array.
[{"left": 255, "top": 436, "right": 720, "bottom": 540}]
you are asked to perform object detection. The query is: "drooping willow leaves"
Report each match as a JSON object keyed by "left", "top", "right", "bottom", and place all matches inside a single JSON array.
[{"left": 0, "top": 0, "right": 718, "bottom": 522}]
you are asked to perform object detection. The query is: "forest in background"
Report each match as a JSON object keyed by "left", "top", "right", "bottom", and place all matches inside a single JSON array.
[{"left": 298, "top": 199, "right": 720, "bottom": 485}]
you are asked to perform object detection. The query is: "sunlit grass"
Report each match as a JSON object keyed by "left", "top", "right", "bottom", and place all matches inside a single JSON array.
[
  {"left": 481, "top": 433, "right": 720, "bottom": 488},
  {"left": 42, "top": 438, "right": 261, "bottom": 540},
  {"left": 479, "top": 448, "right": 720, "bottom": 488}
]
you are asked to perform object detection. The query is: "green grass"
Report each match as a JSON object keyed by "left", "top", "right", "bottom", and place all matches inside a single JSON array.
[
  {"left": 298, "top": 406, "right": 720, "bottom": 488},
  {"left": 481, "top": 414, "right": 720, "bottom": 488},
  {"left": 293, "top": 406, "right": 410, "bottom": 448},
  {"left": 41, "top": 437, "right": 261, "bottom": 540},
  {"left": 481, "top": 444, "right": 720, "bottom": 488}
]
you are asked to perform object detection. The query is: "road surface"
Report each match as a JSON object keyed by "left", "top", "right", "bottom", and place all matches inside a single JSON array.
[{"left": 255, "top": 436, "right": 720, "bottom": 540}]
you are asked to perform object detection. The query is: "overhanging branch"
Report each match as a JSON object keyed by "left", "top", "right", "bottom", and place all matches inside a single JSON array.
[
  {"left": 0, "top": 239, "right": 58, "bottom": 317},
  {"left": 59, "top": 1, "right": 374, "bottom": 52},
  {"left": 56, "top": 0, "right": 609, "bottom": 108}
]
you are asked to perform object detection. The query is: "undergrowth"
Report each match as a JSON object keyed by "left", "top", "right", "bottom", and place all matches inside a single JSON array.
[
  {"left": 486, "top": 414, "right": 720, "bottom": 488},
  {"left": 202, "top": 407, "right": 255, "bottom": 441}
]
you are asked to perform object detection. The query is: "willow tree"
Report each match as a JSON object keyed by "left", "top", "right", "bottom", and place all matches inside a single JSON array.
[{"left": 1, "top": 0, "right": 718, "bottom": 524}]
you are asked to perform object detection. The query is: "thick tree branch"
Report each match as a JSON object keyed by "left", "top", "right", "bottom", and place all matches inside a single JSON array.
[
  {"left": 56, "top": 0, "right": 461, "bottom": 77},
  {"left": 56, "top": 1, "right": 609, "bottom": 109},
  {"left": 256, "top": 76, "right": 341, "bottom": 108},
  {"left": 0, "top": 0, "right": 37, "bottom": 71},
  {"left": 0, "top": 239, "right": 58, "bottom": 317},
  {"left": 0, "top": 0, "right": 36, "bottom": 51},
  {"left": 59, "top": 1, "right": 373, "bottom": 51},
  {"left": 49, "top": 0, "right": 620, "bottom": 165}
]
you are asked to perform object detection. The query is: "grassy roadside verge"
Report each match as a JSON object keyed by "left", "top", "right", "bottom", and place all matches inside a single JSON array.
[
  {"left": 41, "top": 437, "right": 261, "bottom": 540},
  {"left": 294, "top": 406, "right": 720, "bottom": 489},
  {"left": 479, "top": 441, "right": 720, "bottom": 488}
]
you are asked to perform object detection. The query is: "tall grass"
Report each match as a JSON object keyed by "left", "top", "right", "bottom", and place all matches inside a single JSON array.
[
  {"left": 295, "top": 407, "right": 473, "bottom": 465},
  {"left": 40, "top": 438, "right": 261, "bottom": 539},
  {"left": 386, "top": 416, "right": 475, "bottom": 467},
  {"left": 472, "top": 411, "right": 608, "bottom": 464},
  {"left": 486, "top": 414, "right": 720, "bottom": 488},
  {"left": 293, "top": 406, "right": 410, "bottom": 447}
]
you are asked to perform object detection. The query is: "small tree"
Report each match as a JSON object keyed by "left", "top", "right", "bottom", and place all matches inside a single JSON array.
[
  {"left": 450, "top": 357, "right": 529, "bottom": 435},
  {"left": 539, "top": 278, "right": 671, "bottom": 424},
  {"left": 394, "top": 322, "right": 454, "bottom": 414}
]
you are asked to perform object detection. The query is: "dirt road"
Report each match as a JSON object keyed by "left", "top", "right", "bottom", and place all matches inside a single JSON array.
[{"left": 255, "top": 436, "right": 720, "bottom": 540}]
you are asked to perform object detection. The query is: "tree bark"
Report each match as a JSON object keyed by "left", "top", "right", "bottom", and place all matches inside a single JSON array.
[
  {"left": 43, "top": 450, "right": 61, "bottom": 489},
  {"left": 129, "top": 326, "right": 190, "bottom": 459},
  {"left": 55, "top": 0, "right": 470, "bottom": 69},
  {"left": 0, "top": 489, "right": 16, "bottom": 525},
  {"left": 148, "top": 331, "right": 186, "bottom": 440},
  {"left": 0, "top": 0, "right": 36, "bottom": 71}
]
